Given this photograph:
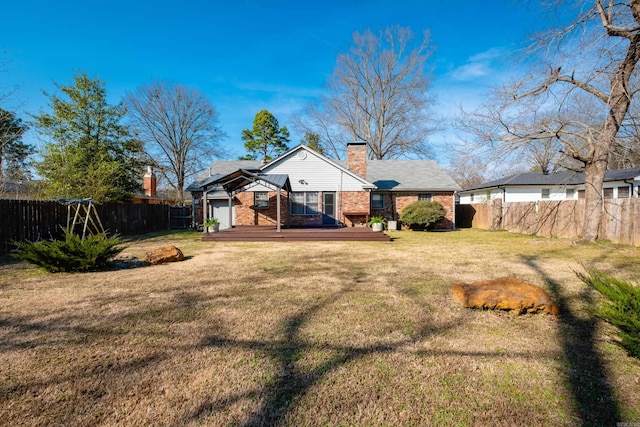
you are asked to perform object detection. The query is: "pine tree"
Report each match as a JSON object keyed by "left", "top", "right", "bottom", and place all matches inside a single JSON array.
[
  {"left": 33, "top": 73, "right": 143, "bottom": 202},
  {"left": 0, "top": 108, "right": 33, "bottom": 181},
  {"left": 240, "top": 110, "right": 290, "bottom": 161}
]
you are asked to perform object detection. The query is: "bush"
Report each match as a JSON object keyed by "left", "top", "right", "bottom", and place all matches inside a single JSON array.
[
  {"left": 577, "top": 268, "right": 640, "bottom": 359},
  {"left": 399, "top": 200, "right": 446, "bottom": 230},
  {"left": 12, "top": 230, "right": 126, "bottom": 273}
]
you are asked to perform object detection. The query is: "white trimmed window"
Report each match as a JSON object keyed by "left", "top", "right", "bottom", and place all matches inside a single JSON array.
[
  {"left": 254, "top": 192, "right": 269, "bottom": 209},
  {"left": 541, "top": 189, "right": 550, "bottom": 199},
  {"left": 418, "top": 193, "right": 433, "bottom": 201},
  {"left": 617, "top": 186, "right": 630, "bottom": 198},
  {"left": 372, "top": 193, "right": 384, "bottom": 209},
  {"left": 565, "top": 188, "right": 575, "bottom": 199},
  {"left": 603, "top": 188, "right": 614, "bottom": 199},
  {"left": 291, "top": 192, "right": 318, "bottom": 215}
]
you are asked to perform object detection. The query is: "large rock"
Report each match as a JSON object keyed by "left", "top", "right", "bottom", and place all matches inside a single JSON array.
[
  {"left": 145, "top": 245, "right": 185, "bottom": 265},
  {"left": 451, "top": 277, "right": 559, "bottom": 315}
]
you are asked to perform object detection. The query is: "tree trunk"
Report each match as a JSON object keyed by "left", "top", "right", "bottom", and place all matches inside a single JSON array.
[
  {"left": 580, "top": 159, "right": 607, "bottom": 242},
  {"left": 581, "top": 26, "right": 640, "bottom": 241}
]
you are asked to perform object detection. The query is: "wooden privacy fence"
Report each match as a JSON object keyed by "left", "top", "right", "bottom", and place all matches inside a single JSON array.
[
  {"left": 0, "top": 200, "right": 192, "bottom": 252},
  {"left": 456, "top": 198, "right": 640, "bottom": 246}
]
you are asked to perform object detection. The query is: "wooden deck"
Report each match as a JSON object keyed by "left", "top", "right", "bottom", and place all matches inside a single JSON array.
[{"left": 201, "top": 225, "right": 391, "bottom": 242}]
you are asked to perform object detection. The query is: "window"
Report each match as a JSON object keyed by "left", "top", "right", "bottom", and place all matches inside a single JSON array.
[
  {"left": 541, "top": 189, "right": 550, "bottom": 199},
  {"left": 291, "top": 192, "right": 318, "bottom": 215},
  {"left": 617, "top": 186, "right": 630, "bottom": 198},
  {"left": 418, "top": 193, "right": 432, "bottom": 201},
  {"left": 565, "top": 188, "right": 575, "bottom": 199},
  {"left": 470, "top": 193, "right": 475, "bottom": 202},
  {"left": 372, "top": 193, "right": 384, "bottom": 209},
  {"left": 254, "top": 192, "right": 269, "bottom": 209},
  {"left": 603, "top": 188, "right": 614, "bottom": 199}
]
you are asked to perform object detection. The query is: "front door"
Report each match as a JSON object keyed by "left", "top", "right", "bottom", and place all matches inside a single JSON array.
[{"left": 322, "top": 192, "right": 336, "bottom": 225}]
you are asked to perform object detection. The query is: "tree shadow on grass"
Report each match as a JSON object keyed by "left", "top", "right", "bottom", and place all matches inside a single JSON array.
[
  {"left": 521, "top": 255, "right": 621, "bottom": 426},
  {"left": 186, "top": 284, "right": 463, "bottom": 426}
]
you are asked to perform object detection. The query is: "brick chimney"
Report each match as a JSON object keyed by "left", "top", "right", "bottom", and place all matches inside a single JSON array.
[
  {"left": 347, "top": 142, "right": 367, "bottom": 178},
  {"left": 143, "top": 166, "right": 157, "bottom": 197}
]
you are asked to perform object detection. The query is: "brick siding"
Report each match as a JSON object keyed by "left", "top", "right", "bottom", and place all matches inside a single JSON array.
[
  {"left": 347, "top": 143, "right": 367, "bottom": 178},
  {"left": 235, "top": 191, "right": 289, "bottom": 226},
  {"left": 370, "top": 192, "right": 455, "bottom": 229},
  {"left": 340, "top": 191, "right": 370, "bottom": 226}
]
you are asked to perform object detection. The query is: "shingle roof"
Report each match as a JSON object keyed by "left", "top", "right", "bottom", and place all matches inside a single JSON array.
[
  {"left": 463, "top": 167, "right": 640, "bottom": 191},
  {"left": 366, "top": 160, "right": 462, "bottom": 192},
  {"left": 188, "top": 156, "right": 461, "bottom": 193},
  {"left": 186, "top": 160, "right": 262, "bottom": 191}
]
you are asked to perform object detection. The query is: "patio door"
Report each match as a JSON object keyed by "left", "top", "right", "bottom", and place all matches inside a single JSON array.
[{"left": 322, "top": 192, "right": 336, "bottom": 225}]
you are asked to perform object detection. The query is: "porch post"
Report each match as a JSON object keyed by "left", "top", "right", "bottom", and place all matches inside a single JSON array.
[
  {"left": 228, "top": 193, "right": 233, "bottom": 228},
  {"left": 277, "top": 187, "right": 281, "bottom": 232},
  {"left": 203, "top": 190, "right": 208, "bottom": 226}
]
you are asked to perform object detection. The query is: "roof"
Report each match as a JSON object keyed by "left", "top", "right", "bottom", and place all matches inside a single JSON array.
[
  {"left": 366, "top": 160, "right": 462, "bottom": 192},
  {"left": 186, "top": 160, "right": 262, "bottom": 192},
  {"left": 188, "top": 147, "right": 460, "bottom": 193},
  {"left": 204, "top": 169, "right": 291, "bottom": 194},
  {"left": 463, "top": 167, "right": 640, "bottom": 191}
]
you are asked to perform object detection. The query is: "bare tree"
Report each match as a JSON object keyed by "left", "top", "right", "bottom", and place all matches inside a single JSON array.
[
  {"left": 458, "top": 93, "right": 600, "bottom": 174},
  {"left": 296, "top": 26, "right": 437, "bottom": 160},
  {"left": 461, "top": 1, "right": 640, "bottom": 242},
  {"left": 124, "top": 82, "right": 226, "bottom": 205}
]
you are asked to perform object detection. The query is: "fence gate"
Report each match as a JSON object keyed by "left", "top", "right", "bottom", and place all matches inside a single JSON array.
[{"left": 169, "top": 206, "right": 192, "bottom": 229}]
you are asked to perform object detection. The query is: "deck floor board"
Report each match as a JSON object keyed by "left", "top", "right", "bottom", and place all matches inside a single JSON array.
[{"left": 201, "top": 226, "right": 391, "bottom": 242}]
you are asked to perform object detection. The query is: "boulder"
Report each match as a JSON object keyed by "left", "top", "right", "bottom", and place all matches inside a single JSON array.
[
  {"left": 145, "top": 245, "right": 185, "bottom": 265},
  {"left": 451, "top": 277, "right": 559, "bottom": 315}
]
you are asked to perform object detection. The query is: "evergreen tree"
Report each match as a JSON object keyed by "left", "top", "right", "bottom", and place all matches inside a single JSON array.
[
  {"left": 0, "top": 108, "right": 33, "bottom": 181},
  {"left": 33, "top": 73, "right": 143, "bottom": 202},
  {"left": 301, "top": 131, "right": 324, "bottom": 155},
  {"left": 240, "top": 110, "right": 290, "bottom": 161}
]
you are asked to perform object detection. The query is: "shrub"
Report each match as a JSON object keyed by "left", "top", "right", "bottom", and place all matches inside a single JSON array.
[
  {"left": 577, "top": 268, "right": 640, "bottom": 359},
  {"left": 399, "top": 200, "right": 446, "bottom": 230},
  {"left": 12, "top": 230, "right": 126, "bottom": 273}
]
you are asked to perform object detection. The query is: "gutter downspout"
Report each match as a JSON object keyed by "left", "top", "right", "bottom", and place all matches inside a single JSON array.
[
  {"left": 624, "top": 179, "right": 634, "bottom": 198},
  {"left": 452, "top": 191, "right": 456, "bottom": 230}
]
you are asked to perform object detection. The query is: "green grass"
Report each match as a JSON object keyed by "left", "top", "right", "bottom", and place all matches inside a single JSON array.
[{"left": 1, "top": 228, "right": 639, "bottom": 426}]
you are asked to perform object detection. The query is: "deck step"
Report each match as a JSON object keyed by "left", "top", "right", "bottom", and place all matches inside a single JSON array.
[{"left": 201, "top": 226, "right": 391, "bottom": 242}]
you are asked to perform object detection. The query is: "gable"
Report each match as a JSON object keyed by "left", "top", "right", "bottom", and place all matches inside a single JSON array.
[{"left": 260, "top": 145, "right": 375, "bottom": 192}]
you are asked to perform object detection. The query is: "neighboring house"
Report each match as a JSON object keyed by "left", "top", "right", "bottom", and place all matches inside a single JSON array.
[
  {"left": 130, "top": 167, "right": 175, "bottom": 205},
  {"left": 458, "top": 167, "right": 640, "bottom": 204},
  {"left": 187, "top": 143, "right": 461, "bottom": 230}
]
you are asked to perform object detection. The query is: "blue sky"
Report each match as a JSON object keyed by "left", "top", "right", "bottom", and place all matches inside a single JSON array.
[{"left": 2, "top": 0, "right": 543, "bottom": 164}]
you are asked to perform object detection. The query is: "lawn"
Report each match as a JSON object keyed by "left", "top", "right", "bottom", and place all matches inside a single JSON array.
[{"left": 1, "top": 229, "right": 639, "bottom": 426}]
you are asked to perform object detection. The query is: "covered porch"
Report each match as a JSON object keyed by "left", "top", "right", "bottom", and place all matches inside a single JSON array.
[
  {"left": 202, "top": 225, "right": 391, "bottom": 242},
  {"left": 201, "top": 168, "right": 292, "bottom": 231}
]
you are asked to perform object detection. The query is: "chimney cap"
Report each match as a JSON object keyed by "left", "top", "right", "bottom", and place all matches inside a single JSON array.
[{"left": 347, "top": 142, "right": 367, "bottom": 146}]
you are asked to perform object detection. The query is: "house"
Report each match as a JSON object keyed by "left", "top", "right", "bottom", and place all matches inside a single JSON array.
[
  {"left": 187, "top": 143, "right": 461, "bottom": 230},
  {"left": 458, "top": 167, "right": 640, "bottom": 204},
  {"left": 129, "top": 166, "right": 175, "bottom": 205}
]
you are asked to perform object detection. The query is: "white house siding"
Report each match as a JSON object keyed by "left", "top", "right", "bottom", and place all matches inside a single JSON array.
[
  {"left": 262, "top": 149, "right": 369, "bottom": 193},
  {"left": 460, "top": 182, "right": 638, "bottom": 205}
]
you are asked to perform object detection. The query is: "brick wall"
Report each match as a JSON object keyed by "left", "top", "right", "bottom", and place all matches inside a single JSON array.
[
  {"left": 192, "top": 191, "right": 204, "bottom": 225},
  {"left": 369, "top": 192, "right": 456, "bottom": 229},
  {"left": 235, "top": 191, "right": 289, "bottom": 226},
  {"left": 340, "top": 191, "right": 370, "bottom": 226}
]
